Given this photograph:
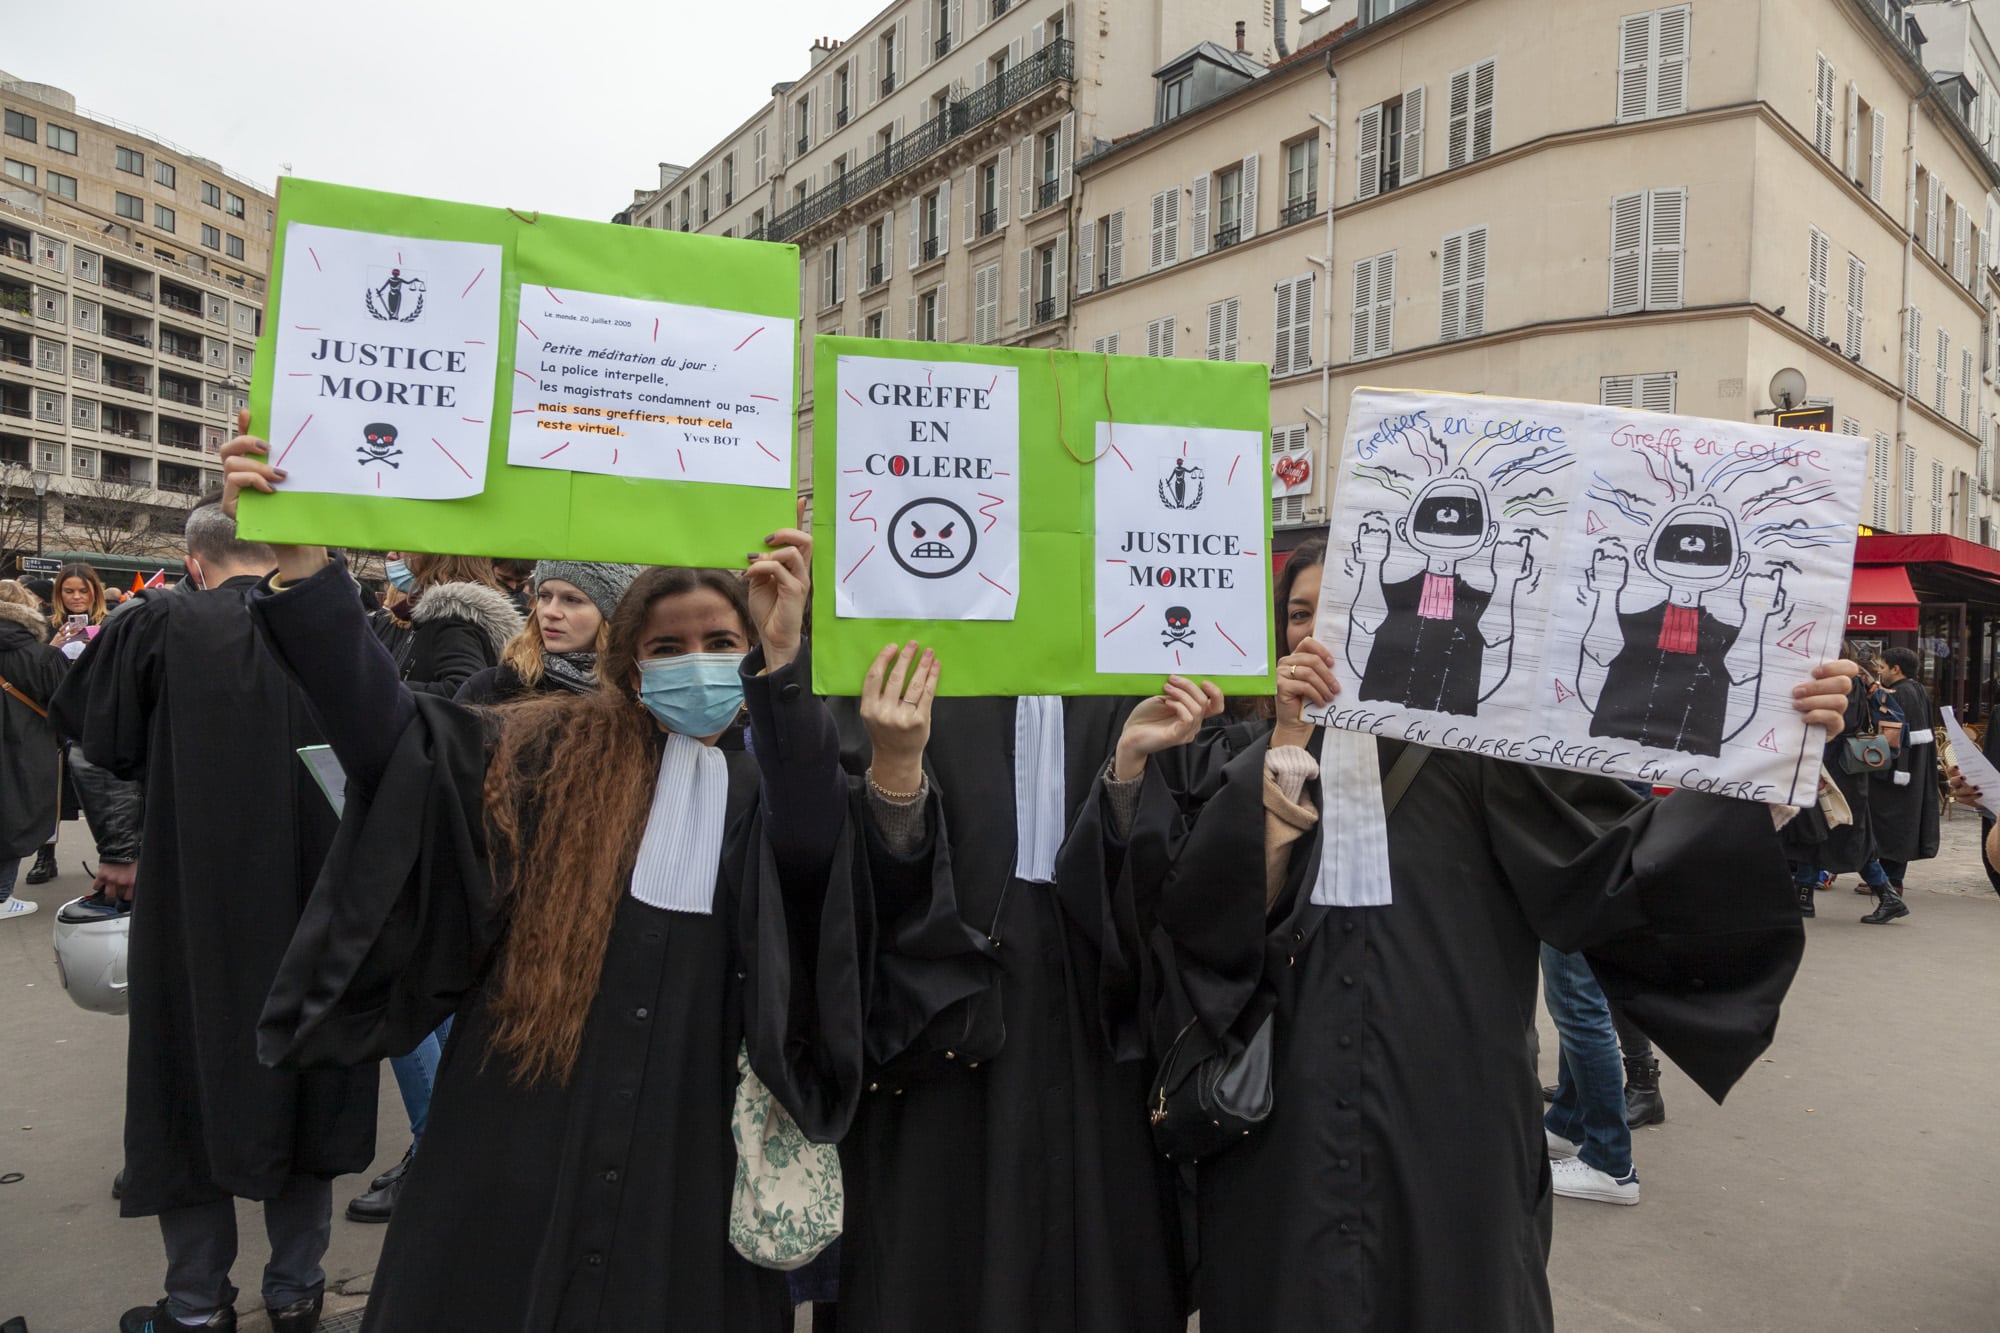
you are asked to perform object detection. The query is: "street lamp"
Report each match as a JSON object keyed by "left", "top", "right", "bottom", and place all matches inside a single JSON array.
[{"left": 31, "top": 469, "right": 48, "bottom": 559}]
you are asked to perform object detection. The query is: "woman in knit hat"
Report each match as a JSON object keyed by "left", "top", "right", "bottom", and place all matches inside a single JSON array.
[{"left": 455, "top": 561, "right": 641, "bottom": 706}]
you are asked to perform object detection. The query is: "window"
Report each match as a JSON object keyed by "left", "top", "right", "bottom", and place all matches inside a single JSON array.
[
  {"left": 1077, "top": 210, "right": 1122, "bottom": 293},
  {"left": 1905, "top": 307, "right": 1923, "bottom": 397},
  {"left": 796, "top": 95, "right": 813, "bottom": 156},
  {"left": 1273, "top": 271, "right": 1316, "bottom": 375},
  {"left": 155, "top": 205, "right": 175, "bottom": 233},
  {"left": 921, "top": 187, "right": 945, "bottom": 261},
  {"left": 1806, "top": 227, "right": 1829, "bottom": 340},
  {"left": 1440, "top": 225, "right": 1488, "bottom": 341},
  {"left": 1090, "top": 333, "right": 1121, "bottom": 354},
  {"left": 225, "top": 234, "right": 244, "bottom": 260},
  {"left": 1871, "top": 433, "right": 1892, "bottom": 530},
  {"left": 700, "top": 173, "right": 711, "bottom": 224},
  {"left": 201, "top": 181, "right": 221, "bottom": 208},
  {"left": 115, "top": 146, "right": 144, "bottom": 175},
  {"left": 867, "top": 219, "right": 888, "bottom": 286},
  {"left": 1272, "top": 425, "right": 1311, "bottom": 526},
  {"left": 919, "top": 287, "right": 940, "bottom": 341},
  {"left": 1349, "top": 254, "right": 1393, "bottom": 361},
  {"left": 973, "top": 261, "right": 1001, "bottom": 343},
  {"left": 3, "top": 110, "right": 32, "bottom": 141},
  {"left": 1019, "top": 239, "right": 1065, "bottom": 326},
  {"left": 1283, "top": 138, "right": 1319, "bottom": 223},
  {"left": 1617, "top": 7, "right": 1689, "bottom": 122},
  {"left": 1447, "top": 61, "right": 1495, "bottom": 169},
  {"left": 155, "top": 160, "right": 176, "bottom": 188},
  {"left": 881, "top": 31, "right": 899, "bottom": 94},
  {"left": 1813, "top": 53, "right": 1836, "bottom": 159},
  {"left": 1357, "top": 90, "right": 1423, "bottom": 200},
  {"left": 978, "top": 160, "right": 1000, "bottom": 234},
  {"left": 1148, "top": 188, "right": 1180, "bottom": 270},
  {"left": 114, "top": 192, "right": 143, "bottom": 221},
  {"left": 1215, "top": 166, "right": 1242, "bottom": 248},
  {"left": 2, "top": 159, "right": 31, "bottom": 186},
  {"left": 201, "top": 224, "right": 221, "bottom": 251},
  {"left": 866, "top": 311, "right": 886, "bottom": 339},
  {"left": 48, "top": 171, "right": 75, "bottom": 200},
  {"left": 1048, "top": 9, "right": 1065, "bottom": 43},
  {"left": 1146, "top": 315, "right": 1176, "bottom": 358},
  {"left": 836, "top": 66, "right": 852, "bottom": 126},
  {"left": 1161, "top": 73, "right": 1193, "bottom": 121},
  {"left": 1600, "top": 373, "right": 1677, "bottom": 413},
  {"left": 935, "top": 0, "right": 953, "bottom": 53},
  {"left": 1037, "top": 129, "right": 1061, "bottom": 210},
  {"left": 754, "top": 129, "right": 768, "bottom": 186},
  {"left": 1935, "top": 327, "right": 1950, "bottom": 417},
  {"left": 1037, "top": 242, "right": 1057, "bottom": 313},
  {"left": 46, "top": 123, "right": 76, "bottom": 155},
  {"left": 1608, "top": 187, "right": 1686, "bottom": 313},
  {"left": 226, "top": 191, "right": 244, "bottom": 218},
  {"left": 1845, "top": 254, "right": 1865, "bottom": 356},
  {"left": 821, "top": 239, "right": 845, "bottom": 308},
  {"left": 1206, "top": 297, "right": 1240, "bottom": 361},
  {"left": 721, "top": 155, "right": 735, "bottom": 206}
]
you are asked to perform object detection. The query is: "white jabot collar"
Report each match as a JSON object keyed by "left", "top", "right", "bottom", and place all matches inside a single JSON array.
[
  {"left": 1310, "top": 728, "right": 1395, "bottom": 908},
  {"left": 1013, "top": 695, "right": 1065, "bottom": 883},
  {"left": 630, "top": 731, "right": 730, "bottom": 914}
]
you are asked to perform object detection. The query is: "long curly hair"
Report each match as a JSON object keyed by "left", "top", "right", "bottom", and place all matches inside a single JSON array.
[{"left": 480, "top": 566, "right": 754, "bottom": 1086}]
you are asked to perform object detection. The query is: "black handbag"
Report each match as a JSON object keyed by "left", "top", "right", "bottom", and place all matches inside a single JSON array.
[{"left": 1147, "top": 740, "right": 1431, "bottom": 1162}]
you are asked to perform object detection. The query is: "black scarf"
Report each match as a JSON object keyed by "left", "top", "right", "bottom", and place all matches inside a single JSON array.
[{"left": 543, "top": 650, "right": 599, "bottom": 695}]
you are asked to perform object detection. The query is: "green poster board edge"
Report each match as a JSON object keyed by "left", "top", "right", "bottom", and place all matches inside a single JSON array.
[
  {"left": 811, "top": 336, "right": 1276, "bottom": 698},
  {"left": 239, "top": 177, "right": 800, "bottom": 567}
]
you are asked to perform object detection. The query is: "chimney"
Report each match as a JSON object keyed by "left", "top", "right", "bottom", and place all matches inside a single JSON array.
[
  {"left": 1235, "top": 21, "right": 1246, "bottom": 51},
  {"left": 809, "top": 35, "right": 843, "bottom": 67}
]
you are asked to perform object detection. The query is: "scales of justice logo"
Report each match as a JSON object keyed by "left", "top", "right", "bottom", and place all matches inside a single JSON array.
[{"left": 364, "top": 266, "right": 427, "bottom": 323}]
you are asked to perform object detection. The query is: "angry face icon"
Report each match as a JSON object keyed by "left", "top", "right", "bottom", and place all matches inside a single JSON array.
[{"left": 888, "top": 497, "right": 978, "bottom": 580}]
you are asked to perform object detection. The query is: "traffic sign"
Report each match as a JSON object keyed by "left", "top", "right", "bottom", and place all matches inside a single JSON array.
[{"left": 17, "top": 556, "right": 61, "bottom": 575}]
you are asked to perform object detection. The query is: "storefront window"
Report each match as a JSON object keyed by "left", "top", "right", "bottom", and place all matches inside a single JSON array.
[{"left": 1918, "top": 603, "right": 1966, "bottom": 720}]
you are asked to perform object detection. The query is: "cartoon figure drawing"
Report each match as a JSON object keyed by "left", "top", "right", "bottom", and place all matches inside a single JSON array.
[
  {"left": 1575, "top": 496, "right": 1789, "bottom": 757},
  {"left": 1348, "top": 469, "right": 1537, "bottom": 716}
]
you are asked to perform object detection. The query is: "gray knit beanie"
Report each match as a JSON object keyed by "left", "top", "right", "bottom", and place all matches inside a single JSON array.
[{"left": 532, "top": 561, "right": 642, "bottom": 619}]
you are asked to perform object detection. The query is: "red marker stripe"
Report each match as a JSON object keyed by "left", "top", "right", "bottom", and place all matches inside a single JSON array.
[
  {"left": 652, "top": 318, "right": 659, "bottom": 341},
  {"left": 1103, "top": 604, "right": 1146, "bottom": 637},
  {"left": 847, "top": 489, "right": 878, "bottom": 531},
  {"left": 1227, "top": 454, "right": 1240, "bottom": 485},
  {"left": 514, "top": 369, "right": 536, "bottom": 382},
  {"left": 751, "top": 393, "right": 780, "bottom": 402},
  {"left": 460, "top": 268, "right": 484, "bottom": 298},
  {"left": 755, "top": 441, "right": 780, "bottom": 461},
  {"left": 677, "top": 449, "right": 686, "bottom": 472},
  {"left": 519, "top": 319, "right": 539, "bottom": 341},
  {"left": 1110, "top": 444, "right": 1133, "bottom": 471},
  {"left": 732, "top": 327, "right": 765, "bottom": 351},
  {"left": 1213, "top": 621, "right": 1247, "bottom": 657},
  {"left": 976, "top": 492, "right": 1005, "bottom": 533},
  {"left": 540, "top": 442, "right": 570, "bottom": 460},
  {"left": 842, "top": 544, "right": 876, "bottom": 583},
  {"left": 307, "top": 247, "right": 321, "bottom": 272},
  {"left": 843, "top": 389, "right": 864, "bottom": 405},
  {"left": 432, "top": 438, "right": 473, "bottom": 480},
  {"left": 978, "top": 573, "right": 1014, "bottom": 597},
  {"left": 285, "top": 372, "right": 311, "bottom": 377},
  {"left": 613, "top": 449, "right": 619, "bottom": 465},
  {"left": 460, "top": 417, "right": 485, "bottom": 424},
  {"left": 294, "top": 325, "right": 320, "bottom": 331},
  {"left": 275, "top": 414, "right": 312, "bottom": 467},
  {"left": 512, "top": 407, "right": 537, "bottom": 415},
  {"left": 544, "top": 286, "right": 563, "bottom": 303}
]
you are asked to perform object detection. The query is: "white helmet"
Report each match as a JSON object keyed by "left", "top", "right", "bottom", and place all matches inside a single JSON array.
[{"left": 51, "top": 897, "right": 129, "bottom": 1015}]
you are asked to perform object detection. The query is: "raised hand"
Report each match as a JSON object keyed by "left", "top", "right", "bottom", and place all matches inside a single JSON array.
[
  {"left": 1112, "top": 675, "right": 1224, "bottom": 781},
  {"left": 1275, "top": 635, "right": 1340, "bottom": 748},
  {"left": 746, "top": 527, "right": 812, "bottom": 671},
  {"left": 859, "top": 640, "right": 938, "bottom": 798},
  {"left": 1791, "top": 658, "right": 1859, "bottom": 733},
  {"left": 219, "top": 408, "right": 327, "bottom": 581},
  {"left": 1353, "top": 518, "right": 1391, "bottom": 566},
  {"left": 1587, "top": 547, "right": 1627, "bottom": 594}
]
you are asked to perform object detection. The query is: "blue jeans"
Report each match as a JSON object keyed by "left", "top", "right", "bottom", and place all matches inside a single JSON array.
[
  {"left": 387, "top": 1017, "right": 454, "bottom": 1144},
  {"left": 1793, "top": 860, "right": 1889, "bottom": 890},
  {"left": 0, "top": 856, "right": 19, "bottom": 903},
  {"left": 1542, "top": 944, "right": 1631, "bottom": 1178}
]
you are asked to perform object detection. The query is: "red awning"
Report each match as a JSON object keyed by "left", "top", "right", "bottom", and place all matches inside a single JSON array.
[{"left": 1847, "top": 564, "right": 1919, "bottom": 632}]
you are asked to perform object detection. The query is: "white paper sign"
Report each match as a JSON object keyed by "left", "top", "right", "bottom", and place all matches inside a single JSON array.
[
  {"left": 1940, "top": 707, "right": 2000, "bottom": 817},
  {"left": 266, "top": 222, "right": 502, "bottom": 498},
  {"left": 506, "top": 285, "right": 793, "bottom": 487},
  {"left": 833, "top": 355, "right": 1021, "bottom": 621},
  {"left": 1095, "top": 424, "right": 1269, "bottom": 676},
  {"left": 1309, "top": 388, "right": 1866, "bottom": 806}
]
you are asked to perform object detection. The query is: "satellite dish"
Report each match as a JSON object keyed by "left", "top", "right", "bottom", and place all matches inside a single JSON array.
[{"left": 1769, "top": 367, "right": 1808, "bottom": 411}]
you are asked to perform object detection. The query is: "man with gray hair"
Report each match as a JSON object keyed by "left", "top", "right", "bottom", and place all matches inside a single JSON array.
[{"left": 52, "top": 496, "right": 377, "bottom": 1333}]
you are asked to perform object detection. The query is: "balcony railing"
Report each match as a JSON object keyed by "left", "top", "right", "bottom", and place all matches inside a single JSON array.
[
  {"left": 1280, "top": 196, "right": 1317, "bottom": 227},
  {"left": 1036, "top": 178, "right": 1060, "bottom": 210},
  {"left": 935, "top": 33, "right": 953, "bottom": 57},
  {"left": 1, "top": 241, "right": 26, "bottom": 262},
  {"left": 757, "top": 40, "right": 1074, "bottom": 244},
  {"left": 868, "top": 262, "right": 886, "bottom": 288},
  {"left": 104, "top": 375, "right": 147, "bottom": 393},
  {"left": 1034, "top": 296, "right": 1056, "bottom": 324},
  {"left": 104, "top": 329, "right": 151, "bottom": 348},
  {"left": 979, "top": 208, "right": 999, "bottom": 236},
  {"left": 921, "top": 236, "right": 941, "bottom": 263},
  {"left": 797, "top": 136, "right": 810, "bottom": 157},
  {"left": 104, "top": 279, "right": 152, "bottom": 301},
  {"left": 159, "top": 433, "right": 201, "bottom": 450},
  {"left": 0, "top": 350, "right": 26, "bottom": 367},
  {"left": 0, "top": 402, "right": 27, "bottom": 419},
  {"left": 160, "top": 387, "right": 200, "bottom": 407},
  {"left": 881, "top": 74, "right": 897, "bottom": 96},
  {"left": 159, "top": 340, "right": 200, "bottom": 361},
  {"left": 160, "top": 297, "right": 202, "bottom": 317},
  {"left": 993, "top": 0, "right": 1010, "bottom": 14},
  {"left": 1213, "top": 224, "right": 1241, "bottom": 251},
  {"left": 104, "top": 427, "right": 151, "bottom": 442},
  {"left": 836, "top": 107, "right": 851, "bottom": 128}
]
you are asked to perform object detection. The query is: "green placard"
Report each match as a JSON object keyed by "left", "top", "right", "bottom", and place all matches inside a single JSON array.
[
  {"left": 240, "top": 178, "right": 800, "bottom": 565},
  {"left": 811, "top": 337, "right": 1274, "bottom": 697}
]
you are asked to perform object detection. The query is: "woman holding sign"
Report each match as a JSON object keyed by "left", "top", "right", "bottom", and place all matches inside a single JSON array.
[
  {"left": 1064, "top": 540, "right": 1858, "bottom": 1332},
  {"left": 218, "top": 431, "right": 942, "bottom": 1333}
]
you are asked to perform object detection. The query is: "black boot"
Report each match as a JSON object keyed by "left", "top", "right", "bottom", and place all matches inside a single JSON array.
[
  {"left": 266, "top": 1288, "right": 324, "bottom": 1333},
  {"left": 346, "top": 1154, "right": 410, "bottom": 1222},
  {"left": 1860, "top": 886, "right": 1910, "bottom": 924},
  {"left": 368, "top": 1142, "right": 415, "bottom": 1193},
  {"left": 112, "top": 1167, "right": 126, "bottom": 1199},
  {"left": 1797, "top": 881, "right": 1816, "bottom": 917},
  {"left": 24, "top": 845, "right": 55, "bottom": 886},
  {"left": 1623, "top": 1055, "right": 1666, "bottom": 1127}
]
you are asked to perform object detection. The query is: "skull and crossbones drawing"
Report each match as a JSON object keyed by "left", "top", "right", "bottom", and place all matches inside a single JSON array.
[
  {"left": 358, "top": 421, "right": 403, "bottom": 468},
  {"left": 1161, "top": 605, "right": 1196, "bottom": 648}
]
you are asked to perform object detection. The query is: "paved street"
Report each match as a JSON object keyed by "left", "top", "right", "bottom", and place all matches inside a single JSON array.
[{"left": 3, "top": 813, "right": 1996, "bottom": 1333}]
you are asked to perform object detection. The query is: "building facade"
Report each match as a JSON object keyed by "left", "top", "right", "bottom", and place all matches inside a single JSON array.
[{"left": 0, "top": 71, "right": 274, "bottom": 553}]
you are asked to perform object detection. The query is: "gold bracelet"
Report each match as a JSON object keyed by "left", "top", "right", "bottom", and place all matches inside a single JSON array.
[{"left": 866, "top": 769, "right": 924, "bottom": 803}]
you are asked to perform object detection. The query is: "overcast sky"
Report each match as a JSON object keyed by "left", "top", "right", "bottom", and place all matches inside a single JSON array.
[{"left": 9, "top": 0, "right": 885, "bottom": 222}]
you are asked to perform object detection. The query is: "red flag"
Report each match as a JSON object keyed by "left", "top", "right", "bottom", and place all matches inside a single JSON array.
[{"left": 143, "top": 569, "right": 167, "bottom": 589}]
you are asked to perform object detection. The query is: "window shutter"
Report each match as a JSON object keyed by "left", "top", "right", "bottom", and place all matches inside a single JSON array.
[
  {"left": 870, "top": 40, "right": 880, "bottom": 107},
  {"left": 1401, "top": 85, "right": 1425, "bottom": 183},
  {"left": 1845, "top": 81, "right": 1860, "bottom": 180},
  {"left": 1869, "top": 111, "right": 1886, "bottom": 204},
  {"left": 1106, "top": 210, "right": 1124, "bottom": 284},
  {"left": 1208, "top": 300, "right": 1225, "bottom": 360},
  {"left": 909, "top": 202, "right": 921, "bottom": 271},
  {"left": 1348, "top": 261, "right": 1370, "bottom": 363},
  {"left": 1617, "top": 12, "right": 1651, "bottom": 122},
  {"left": 855, "top": 231, "right": 866, "bottom": 295},
  {"left": 1955, "top": 203, "right": 1970, "bottom": 284},
  {"left": 1906, "top": 307, "right": 1923, "bottom": 397},
  {"left": 1846, "top": 254, "right": 1865, "bottom": 353},
  {"left": 908, "top": 294, "right": 918, "bottom": 339},
  {"left": 1357, "top": 104, "right": 1382, "bottom": 201},
  {"left": 1638, "top": 372, "right": 1676, "bottom": 413},
  {"left": 1440, "top": 230, "right": 1464, "bottom": 342},
  {"left": 1369, "top": 260, "right": 1391, "bottom": 359},
  {"left": 1019, "top": 248, "right": 1033, "bottom": 329},
  {"left": 1963, "top": 347, "right": 1974, "bottom": 428},
  {"left": 1927, "top": 174, "right": 1944, "bottom": 256},
  {"left": 1448, "top": 68, "right": 1473, "bottom": 169},
  {"left": 997, "top": 145, "right": 1011, "bottom": 222},
  {"left": 1932, "top": 459, "right": 1946, "bottom": 531},
  {"left": 1163, "top": 190, "right": 1180, "bottom": 266},
  {"left": 1813, "top": 54, "right": 1835, "bottom": 158},
  {"left": 1655, "top": 6, "right": 1689, "bottom": 116},
  {"left": 1464, "top": 226, "right": 1487, "bottom": 337},
  {"left": 1273, "top": 425, "right": 1309, "bottom": 526},
  {"left": 921, "top": 0, "right": 933, "bottom": 67},
  {"left": 1901, "top": 443, "right": 1917, "bottom": 531},
  {"left": 1151, "top": 190, "right": 1169, "bottom": 270},
  {"left": 823, "top": 249, "right": 835, "bottom": 309},
  {"left": 1646, "top": 187, "right": 1685, "bottom": 309},
  {"left": 1600, "top": 375, "right": 1637, "bottom": 408},
  {"left": 1272, "top": 277, "right": 1294, "bottom": 375},
  {"left": 1032, "top": 21, "right": 1045, "bottom": 50},
  {"left": 1192, "top": 174, "right": 1212, "bottom": 258},
  {"left": 1020, "top": 136, "right": 1033, "bottom": 219},
  {"left": 1472, "top": 61, "right": 1496, "bottom": 160},
  {"left": 973, "top": 264, "right": 989, "bottom": 343},
  {"left": 937, "top": 282, "right": 949, "bottom": 341},
  {"left": 1806, "top": 227, "right": 1829, "bottom": 340},
  {"left": 1152, "top": 316, "right": 1175, "bottom": 357},
  {"left": 1240, "top": 154, "right": 1259, "bottom": 239},
  {"left": 964, "top": 167, "right": 977, "bottom": 244},
  {"left": 939, "top": 177, "right": 953, "bottom": 254},
  {"left": 1872, "top": 432, "right": 1891, "bottom": 529},
  {"left": 1078, "top": 221, "right": 1096, "bottom": 295},
  {"left": 1610, "top": 191, "right": 1646, "bottom": 314},
  {"left": 1053, "top": 236, "right": 1069, "bottom": 318},
  {"left": 807, "top": 94, "right": 817, "bottom": 149},
  {"left": 1059, "top": 113, "right": 1075, "bottom": 199},
  {"left": 1936, "top": 328, "right": 1950, "bottom": 416},
  {"left": 1009, "top": 37, "right": 1023, "bottom": 68},
  {"left": 1224, "top": 297, "right": 1239, "bottom": 360}
]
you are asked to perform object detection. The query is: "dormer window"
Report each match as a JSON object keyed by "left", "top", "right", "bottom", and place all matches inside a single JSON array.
[{"left": 1161, "top": 72, "right": 1193, "bottom": 121}]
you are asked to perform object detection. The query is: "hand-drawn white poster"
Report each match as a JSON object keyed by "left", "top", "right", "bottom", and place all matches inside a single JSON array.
[{"left": 1309, "top": 388, "right": 1865, "bottom": 806}]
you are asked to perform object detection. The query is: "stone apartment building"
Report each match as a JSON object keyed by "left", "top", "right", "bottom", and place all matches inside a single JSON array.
[{"left": 0, "top": 71, "right": 274, "bottom": 551}]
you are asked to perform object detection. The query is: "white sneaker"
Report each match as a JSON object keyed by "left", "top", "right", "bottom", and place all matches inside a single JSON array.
[
  {"left": 0, "top": 897, "right": 39, "bottom": 920},
  {"left": 1550, "top": 1154, "right": 1640, "bottom": 1205},
  {"left": 1545, "top": 1128, "right": 1581, "bottom": 1159}
]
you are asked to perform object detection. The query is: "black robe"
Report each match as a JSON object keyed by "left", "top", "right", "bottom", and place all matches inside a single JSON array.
[
  {"left": 1073, "top": 724, "right": 1801, "bottom": 1332},
  {"left": 1870, "top": 676, "right": 1941, "bottom": 863},
  {"left": 829, "top": 696, "right": 1188, "bottom": 1333},
  {"left": 48, "top": 577, "right": 377, "bottom": 1217},
  {"left": 248, "top": 560, "right": 871, "bottom": 1333},
  {"left": 1781, "top": 677, "right": 1879, "bottom": 874},
  {"left": 1358, "top": 571, "right": 1490, "bottom": 716},
  {"left": 1589, "top": 600, "right": 1740, "bottom": 756}
]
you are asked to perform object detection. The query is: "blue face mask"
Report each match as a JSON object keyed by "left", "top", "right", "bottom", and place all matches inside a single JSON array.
[
  {"left": 385, "top": 558, "right": 417, "bottom": 594},
  {"left": 637, "top": 653, "right": 746, "bottom": 736}
]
